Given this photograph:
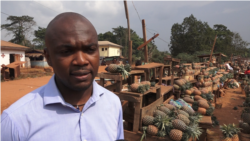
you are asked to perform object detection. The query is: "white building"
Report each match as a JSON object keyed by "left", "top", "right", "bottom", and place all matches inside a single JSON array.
[{"left": 1, "top": 40, "right": 29, "bottom": 67}]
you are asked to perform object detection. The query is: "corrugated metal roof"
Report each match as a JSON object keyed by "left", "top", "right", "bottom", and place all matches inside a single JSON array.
[
  {"left": 98, "top": 41, "right": 123, "bottom": 48},
  {"left": 1, "top": 40, "right": 30, "bottom": 49}
]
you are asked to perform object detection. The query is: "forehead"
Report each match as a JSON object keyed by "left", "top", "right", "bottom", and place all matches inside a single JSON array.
[{"left": 47, "top": 18, "right": 97, "bottom": 47}]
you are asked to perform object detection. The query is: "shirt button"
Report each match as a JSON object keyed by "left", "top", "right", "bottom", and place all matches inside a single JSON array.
[
  {"left": 81, "top": 113, "right": 84, "bottom": 116},
  {"left": 84, "top": 140, "right": 87, "bottom": 141}
]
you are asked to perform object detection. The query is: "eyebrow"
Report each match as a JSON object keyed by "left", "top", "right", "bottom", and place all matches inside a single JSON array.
[{"left": 58, "top": 43, "right": 98, "bottom": 48}]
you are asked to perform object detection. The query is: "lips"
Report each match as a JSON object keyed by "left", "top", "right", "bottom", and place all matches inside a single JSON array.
[{"left": 70, "top": 70, "right": 91, "bottom": 81}]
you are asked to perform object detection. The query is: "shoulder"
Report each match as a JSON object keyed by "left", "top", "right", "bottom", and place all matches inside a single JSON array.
[{"left": 2, "top": 85, "right": 46, "bottom": 119}]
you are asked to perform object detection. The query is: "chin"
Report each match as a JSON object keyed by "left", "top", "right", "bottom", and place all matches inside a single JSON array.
[{"left": 70, "top": 81, "right": 93, "bottom": 91}]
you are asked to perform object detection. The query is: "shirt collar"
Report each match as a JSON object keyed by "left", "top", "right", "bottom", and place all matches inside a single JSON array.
[{"left": 43, "top": 74, "right": 104, "bottom": 106}]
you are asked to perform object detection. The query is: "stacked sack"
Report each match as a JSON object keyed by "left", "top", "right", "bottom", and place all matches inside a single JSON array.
[{"left": 140, "top": 101, "right": 203, "bottom": 141}]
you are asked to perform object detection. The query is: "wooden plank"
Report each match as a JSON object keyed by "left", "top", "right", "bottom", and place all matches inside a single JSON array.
[
  {"left": 199, "top": 116, "right": 213, "bottom": 129},
  {"left": 104, "top": 83, "right": 117, "bottom": 92},
  {"left": 97, "top": 72, "right": 122, "bottom": 81},
  {"left": 151, "top": 85, "right": 173, "bottom": 97},
  {"left": 156, "top": 76, "right": 179, "bottom": 81},
  {"left": 124, "top": 130, "right": 170, "bottom": 141},
  {"left": 129, "top": 70, "right": 145, "bottom": 75},
  {"left": 158, "top": 66, "right": 163, "bottom": 85},
  {"left": 133, "top": 96, "right": 143, "bottom": 132},
  {"left": 100, "top": 78, "right": 104, "bottom": 86},
  {"left": 156, "top": 86, "right": 161, "bottom": 99},
  {"left": 120, "top": 86, "right": 160, "bottom": 97},
  {"left": 153, "top": 68, "right": 156, "bottom": 82},
  {"left": 134, "top": 63, "right": 163, "bottom": 69},
  {"left": 137, "top": 34, "right": 159, "bottom": 50},
  {"left": 116, "top": 93, "right": 142, "bottom": 103},
  {"left": 163, "top": 95, "right": 175, "bottom": 104}
]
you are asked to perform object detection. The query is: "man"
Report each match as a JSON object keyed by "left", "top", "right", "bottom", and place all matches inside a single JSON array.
[
  {"left": 1, "top": 12, "right": 124, "bottom": 141},
  {"left": 244, "top": 66, "right": 250, "bottom": 78},
  {"left": 225, "top": 62, "right": 233, "bottom": 71}
]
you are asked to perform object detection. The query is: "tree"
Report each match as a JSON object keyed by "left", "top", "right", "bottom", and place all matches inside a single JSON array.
[
  {"left": 32, "top": 27, "right": 46, "bottom": 49},
  {"left": 112, "top": 26, "right": 125, "bottom": 46},
  {"left": 169, "top": 14, "right": 215, "bottom": 56},
  {"left": 1, "top": 15, "right": 36, "bottom": 46},
  {"left": 231, "top": 32, "right": 250, "bottom": 56}
]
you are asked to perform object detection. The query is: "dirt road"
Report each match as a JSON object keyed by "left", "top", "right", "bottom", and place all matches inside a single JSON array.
[
  {"left": 1, "top": 76, "right": 53, "bottom": 113},
  {"left": 1, "top": 66, "right": 108, "bottom": 113}
]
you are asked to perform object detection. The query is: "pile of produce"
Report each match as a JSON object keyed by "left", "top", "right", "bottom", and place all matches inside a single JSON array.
[
  {"left": 227, "top": 79, "right": 239, "bottom": 89},
  {"left": 129, "top": 81, "right": 151, "bottom": 94},
  {"left": 243, "top": 84, "right": 250, "bottom": 107},
  {"left": 192, "top": 63, "right": 202, "bottom": 70},
  {"left": 191, "top": 98, "right": 215, "bottom": 116},
  {"left": 107, "top": 64, "right": 131, "bottom": 79},
  {"left": 220, "top": 124, "right": 241, "bottom": 141},
  {"left": 140, "top": 103, "right": 203, "bottom": 141},
  {"left": 180, "top": 66, "right": 197, "bottom": 81},
  {"left": 173, "top": 79, "right": 193, "bottom": 93},
  {"left": 239, "top": 108, "right": 250, "bottom": 137}
]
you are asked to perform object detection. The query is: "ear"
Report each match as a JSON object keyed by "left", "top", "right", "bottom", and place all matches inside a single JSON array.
[{"left": 44, "top": 48, "right": 52, "bottom": 67}]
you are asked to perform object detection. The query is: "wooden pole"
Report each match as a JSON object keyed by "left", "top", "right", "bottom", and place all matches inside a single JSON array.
[
  {"left": 137, "top": 34, "right": 159, "bottom": 50},
  {"left": 124, "top": 0, "right": 132, "bottom": 65},
  {"left": 142, "top": 19, "right": 148, "bottom": 63},
  {"left": 209, "top": 34, "right": 217, "bottom": 63},
  {"left": 129, "top": 40, "right": 132, "bottom": 65}
]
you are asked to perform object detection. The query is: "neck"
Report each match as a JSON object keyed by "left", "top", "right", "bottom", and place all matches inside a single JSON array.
[{"left": 55, "top": 76, "right": 93, "bottom": 106}]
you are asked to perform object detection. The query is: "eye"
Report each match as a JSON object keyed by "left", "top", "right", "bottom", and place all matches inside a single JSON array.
[
  {"left": 87, "top": 46, "right": 97, "bottom": 53},
  {"left": 60, "top": 49, "right": 73, "bottom": 54}
]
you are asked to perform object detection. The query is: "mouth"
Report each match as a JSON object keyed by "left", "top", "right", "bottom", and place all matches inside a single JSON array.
[{"left": 70, "top": 70, "right": 92, "bottom": 81}]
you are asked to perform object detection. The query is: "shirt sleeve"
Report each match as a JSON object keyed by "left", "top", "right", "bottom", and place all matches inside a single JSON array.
[
  {"left": 116, "top": 103, "right": 124, "bottom": 140},
  {"left": 1, "top": 111, "right": 20, "bottom": 141}
]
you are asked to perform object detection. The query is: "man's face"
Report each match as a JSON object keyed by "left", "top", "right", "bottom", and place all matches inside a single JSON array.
[{"left": 45, "top": 20, "right": 99, "bottom": 91}]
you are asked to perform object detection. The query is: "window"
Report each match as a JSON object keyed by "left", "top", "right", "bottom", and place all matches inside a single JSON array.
[
  {"left": 105, "top": 48, "right": 107, "bottom": 50},
  {"left": 102, "top": 48, "right": 104, "bottom": 51}
]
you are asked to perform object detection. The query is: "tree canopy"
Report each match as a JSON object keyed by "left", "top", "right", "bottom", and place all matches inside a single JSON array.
[
  {"left": 169, "top": 14, "right": 250, "bottom": 62},
  {"left": 1, "top": 15, "right": 36, "bottom": 47},
  {"left": 32, "top": 26, "right": 46, "bottom": 49}
]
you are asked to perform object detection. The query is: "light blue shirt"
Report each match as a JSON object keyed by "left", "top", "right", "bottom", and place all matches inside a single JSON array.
[{"left": 1, "top": 75, "right": 124, "bottom": 141}]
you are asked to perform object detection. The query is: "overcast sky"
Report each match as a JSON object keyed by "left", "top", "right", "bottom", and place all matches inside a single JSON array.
[{"left": 1, "top": 1, "right": 250, "bottom": 52}]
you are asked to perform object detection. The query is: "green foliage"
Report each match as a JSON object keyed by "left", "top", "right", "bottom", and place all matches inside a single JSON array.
[
  {"left": 169, "top": 14, "right": 250, "bottom": 60},
  {"left": 32, "top": 26, "right": 46, "bottom": 49},
  {"left": 1, "top": 15, "right": 36, "bottom": 47}
]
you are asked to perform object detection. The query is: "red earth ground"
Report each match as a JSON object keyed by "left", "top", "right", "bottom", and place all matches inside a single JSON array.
[
  {"left": 1, "top": 67, "right": 246, "bottom": 138},
  {"left": 1, "top": 66, "right": 107, "bottom": 113}
]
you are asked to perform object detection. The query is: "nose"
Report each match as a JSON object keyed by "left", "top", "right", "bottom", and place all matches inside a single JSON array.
[{"left": 72, "top": 51, "right": 89, "bottom": 66}]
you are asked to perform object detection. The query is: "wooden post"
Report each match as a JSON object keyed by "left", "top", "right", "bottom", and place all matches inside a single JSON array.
[
  {"left": 129, "top": 40, "right": 132, "bottom": 65},
  {"left": 124, "top": 0, "right": 132, "bottom": 65},
  {"left": 209, "top": 34, "right": 217, "bottom": 63},
  {"left": 142, "top": 19, "right": 148, "bottom": 63}
]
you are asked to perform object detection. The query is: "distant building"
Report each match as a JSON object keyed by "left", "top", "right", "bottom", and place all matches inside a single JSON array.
[
  {"left": 25, "top": 49, "right": 49, "bottom": 68},
  {"left": 1, "top": 40, "right": 28, "bottom": 67},
  {"left": 98, "top": 41, "right": 123, "bottom": 57}
]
